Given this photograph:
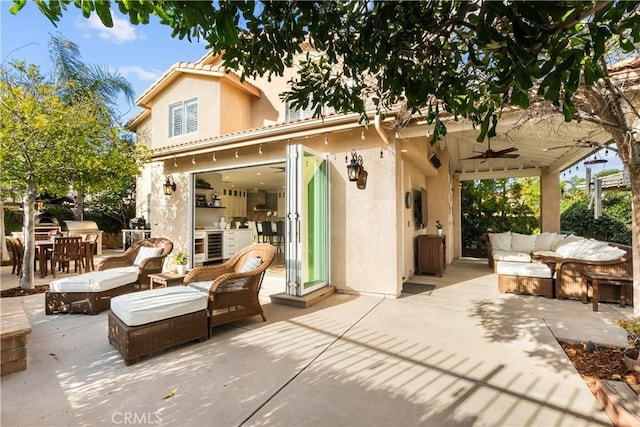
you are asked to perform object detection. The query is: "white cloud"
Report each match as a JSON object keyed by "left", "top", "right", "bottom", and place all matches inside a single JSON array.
[
  {"left": 118, "top": 66, "right": 159, "bottom": 82},
  {"left": 76, "top": 13, "right": 138, "bottom": 44}
]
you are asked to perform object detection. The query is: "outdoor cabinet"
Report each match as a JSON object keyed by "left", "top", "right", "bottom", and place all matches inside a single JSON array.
[{"left": 417, "top": 234, "right": 446, "bottom": 277}]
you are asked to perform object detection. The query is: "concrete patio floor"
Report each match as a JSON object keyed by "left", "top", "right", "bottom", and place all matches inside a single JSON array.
[{"left": 0, "top": 256, "right": 634, "bottom": 426}]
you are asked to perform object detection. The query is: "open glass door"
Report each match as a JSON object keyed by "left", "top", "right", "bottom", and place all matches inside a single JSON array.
[{"left": 286, "top": 144, "right": 329, "bottom": 296}]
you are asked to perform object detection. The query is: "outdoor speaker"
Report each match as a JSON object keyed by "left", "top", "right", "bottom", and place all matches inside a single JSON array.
[{"left": 429, "top": 153, "right": 441, "bottom": 169}]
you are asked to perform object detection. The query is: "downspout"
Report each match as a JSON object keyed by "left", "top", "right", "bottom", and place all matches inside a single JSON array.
[{"left": 374, "top": 114, "right": 391, "bottom": 145}]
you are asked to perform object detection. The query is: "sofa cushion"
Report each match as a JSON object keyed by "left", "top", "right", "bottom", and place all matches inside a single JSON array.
[
  {"left": 552, "top": 234, "right": 582, "bottom": 251},
  {"left": 489, "top": 232, "right": 512, "bottom": 252},
  {"left": 133, "top": 246, "right": 163, "bottom": 266},
  {"left": 535, "top": 233, "right": 558, "bottom": 252},
  {"left": 110, "top": 286, "right": 208, "bottom": 326},
  {"left": 511, "top": 233, "right": 537, "bottom": 253},
  {"left": 49, "top": 266, "right": 139, "bottom": 293},
  {"left": 555, "top": 239, "right": 624, "bottom": 261},
  {"left": 492, "top": 250, "right": 532, "bottom": 263},
  {"left": 496, "top": 261, "right": 553, "bottom": 278}
]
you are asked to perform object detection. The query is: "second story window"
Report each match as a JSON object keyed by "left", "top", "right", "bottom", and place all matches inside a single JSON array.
[
  {"left": 286, "top": 98, "right": 335, "bottom": 122},
  {"left": 169, "top": 98, "right": 198, "bottom": 137}
]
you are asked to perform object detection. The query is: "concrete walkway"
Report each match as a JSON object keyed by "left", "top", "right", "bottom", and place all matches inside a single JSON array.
[{"left": 0, "top": 258, "right": 634, "bottom": 426}]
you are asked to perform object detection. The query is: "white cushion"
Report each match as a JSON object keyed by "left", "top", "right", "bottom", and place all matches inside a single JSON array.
[
  {"left": 240, "top": 256, "right": 262, "bottom": 273},
  {"left": 489, "top": 232, "right": 512, "bottom": 252},
  {"left": 187, "top": 281, "right": 212, "bottom": 294},
  {"left": 49, "top": 266, "right": 139, "bottom": 293},
  {"left": 492, "top": 251, "right": 532, "bottom": 263},
  {"left": 550, "top": 234, "right": 568, "bottom": 250},
  {"left": 552, "top": 234, "right": 583, "bottom": 250},
  {"left": 496, "top": 261, "right": 552, "bottom": 278},
  {"left": 133, "top": 246, "right": 163, "bottom": 266},
  {"left": 535, "top": 233, "right": 557, "bottom": 252},
  {"left": 555, "top": 240, "right": 624, "bottom": 261},
  {"left": 110, "top": 286, "right": 208, "bottom": 326},
  {"left": 511, "top": 233, "right": 537, "bottom": 253}
]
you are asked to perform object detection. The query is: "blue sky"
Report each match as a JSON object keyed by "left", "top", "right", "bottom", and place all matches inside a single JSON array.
[{"left": 1, "top": 3, "right": 209, "bottom": 123}]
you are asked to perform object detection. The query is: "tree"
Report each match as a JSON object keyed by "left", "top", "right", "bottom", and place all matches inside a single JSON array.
[
  {"left": 48, "top": 34, "right": 136, "bottom": 220},
  {"left": 14, "top": 1, "right": 640, "bottom": 312},
  {"left": 0, "top": 61, "right": 149, "bottom": 289}
]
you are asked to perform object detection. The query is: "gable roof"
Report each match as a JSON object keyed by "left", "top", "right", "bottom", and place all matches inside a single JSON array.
[{"left": 126, "top": 52, "right": 260, "bottom": 130}]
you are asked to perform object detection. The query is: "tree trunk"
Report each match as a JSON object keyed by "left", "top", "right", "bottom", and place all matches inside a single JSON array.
[
  {"left": 74, "top": 191, "right": 84, "bottom": 221},
  {"left": 631, "top": 171, "right": 640, "bottom": 317},
  {"left": 20, "top": 184, "right": 37, "bottom": 290}
]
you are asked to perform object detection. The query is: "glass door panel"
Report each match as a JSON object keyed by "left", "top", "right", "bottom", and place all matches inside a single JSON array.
[{"left": 286, "top": 145, "right": 329, "bottom": 296}]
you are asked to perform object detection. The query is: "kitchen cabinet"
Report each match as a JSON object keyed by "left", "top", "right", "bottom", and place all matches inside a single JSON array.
[
  {"left": 417, "top": 234, "right": 446, "bottom": 277},
  {"left": 194, "top": 231, "right": 206, "bottom": 265},
  {"left": 223, "top": 229, "right": 253, "bottom": 259}
]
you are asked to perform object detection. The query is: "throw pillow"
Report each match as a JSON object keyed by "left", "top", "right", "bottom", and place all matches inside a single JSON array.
[
  {"left": 511, "top": 232, "right": 537, "bottom": 253},
  {"left": 489, "top": 232, "right": 511, "bottom": 252},
  {"left": 535, "top": 232, "right": 557, "bottom": 252},
  {"left": 240, "top": 256, "right": 263, "bottom": 273},
  {"left": 133, "top": 246, "right": 163, "bottom": 266}
]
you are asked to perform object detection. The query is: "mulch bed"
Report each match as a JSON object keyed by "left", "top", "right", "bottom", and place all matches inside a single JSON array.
[
  {"left": 561, "top": 341, "right": 640, "bottom": 395},
  {"left": 1, "top": 285, "right": 49, "bottom": 298}
]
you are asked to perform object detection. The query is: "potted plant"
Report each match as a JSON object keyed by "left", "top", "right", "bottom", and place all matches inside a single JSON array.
[
  {"left": 173, "top": 252, "right": 188, "bottom": 275},
  {"left": 435, "top": 220, "right": 443, "bottom": 236}
]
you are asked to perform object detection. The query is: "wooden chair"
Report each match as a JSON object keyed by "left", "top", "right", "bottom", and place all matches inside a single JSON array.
[
  {"left": 183, "top": 243, "right": 276, "bottom": 337},
  {"left": 5, "top": 238, "right": 19, "bottom": 275},
  {"left": 50, "top": 236, "right": 83, "bottom": 277},
  {"left": 261, "top": 221, "right": 274, "bottom": 244},
  {"left": 274, "top": 220, "right": 285, "bottom": 253}
]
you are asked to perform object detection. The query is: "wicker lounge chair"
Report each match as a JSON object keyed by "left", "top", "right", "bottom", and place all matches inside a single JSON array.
[
  {"left": 183, "top": 243, "right": 276, "bottom": 337},
  {"left": 45, "top": 238, "right": 174, "bottom": 315}
]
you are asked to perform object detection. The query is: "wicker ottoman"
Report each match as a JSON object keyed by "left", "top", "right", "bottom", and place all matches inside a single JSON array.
[
  {"left": 108, "top": 286, "right": 208, "bottom": 365},
  {"left": 46, "top": 267, "right": 139, "bottom": 315},
  {"left": 496, "top": 261, "right": 554, "bottom": 298}
]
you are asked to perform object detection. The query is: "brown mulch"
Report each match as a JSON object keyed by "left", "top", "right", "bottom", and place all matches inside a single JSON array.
[
  {"left": 0, "top": 285, "right": 49, "bottom": 298},
  {"left": 561, "top": 341, "right": 640, "bottom": 395}
]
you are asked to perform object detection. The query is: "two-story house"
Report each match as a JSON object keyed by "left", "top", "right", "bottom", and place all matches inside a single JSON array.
[{"left": 127, "top": 49, "right": 590, "bottom": 300}]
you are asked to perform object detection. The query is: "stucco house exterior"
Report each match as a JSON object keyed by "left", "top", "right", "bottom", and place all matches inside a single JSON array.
[{"left": 126, "top": 50, "right": 611, "bottom": 300}]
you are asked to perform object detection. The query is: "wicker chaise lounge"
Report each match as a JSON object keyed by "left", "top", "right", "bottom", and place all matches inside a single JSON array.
[
  {"left": 183, "top": 243, "right": 276, "bottom": 337},
  {"left": 45, "top": 238, "right": 173, "bottom": 315}
]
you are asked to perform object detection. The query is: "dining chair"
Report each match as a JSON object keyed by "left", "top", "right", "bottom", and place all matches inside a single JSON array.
[
  {"left": 260, "top": 221, "right": 274, "bottom": 244},
  {"left": 256, "top": 221, "right": 264, "bottom": 243},
  {"left": 51, "top": 236, "right": 83, "bottom": 277},
  {"left": 275, "top": 221, "right": 285, "bottom": 253}
]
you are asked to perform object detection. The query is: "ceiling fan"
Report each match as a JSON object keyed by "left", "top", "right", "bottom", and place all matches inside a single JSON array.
[{"left": 462, "top": 139, "right": 520, "bottom": 162}]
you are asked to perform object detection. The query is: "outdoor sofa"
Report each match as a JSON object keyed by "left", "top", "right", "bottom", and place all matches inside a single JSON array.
[
  {"left": 488, "top": 232, "right": 631, "bottom": 302},
  {"left": 45, "top": 238, "right": 173, "bottom": 315}
]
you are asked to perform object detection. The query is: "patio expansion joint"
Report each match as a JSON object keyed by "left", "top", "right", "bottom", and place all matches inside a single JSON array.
[{"left": 238, "top": 297, "right": 386, "bottom": 426}]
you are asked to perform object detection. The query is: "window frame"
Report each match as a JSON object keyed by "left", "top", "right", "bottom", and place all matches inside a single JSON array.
[{"left": 169, "top": 97, "right": 198, "bottom": 138}]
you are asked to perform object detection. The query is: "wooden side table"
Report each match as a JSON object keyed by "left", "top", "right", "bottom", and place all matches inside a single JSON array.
[
  {"left": 581, "top": 271, "right": 633, "bottom": 312},
  {"left": 148, "top": 272, "right": 186, "bottom": 289}
]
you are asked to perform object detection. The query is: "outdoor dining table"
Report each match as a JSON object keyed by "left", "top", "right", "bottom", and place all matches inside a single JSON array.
[{"left": 34, "top": 239, "right": 94, "bottom": 278}]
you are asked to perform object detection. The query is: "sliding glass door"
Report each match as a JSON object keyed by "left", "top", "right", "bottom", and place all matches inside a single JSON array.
[{"left": 285, "top": 144, "right": 330, "bottom": 296}]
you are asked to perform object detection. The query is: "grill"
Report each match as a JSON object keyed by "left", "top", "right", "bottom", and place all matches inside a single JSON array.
[
  {"left": 63, "top": 220, "right": 103, "bottom": 255},
  {"left": 34, "top": 213, "right": 61, "bottom": 239}
]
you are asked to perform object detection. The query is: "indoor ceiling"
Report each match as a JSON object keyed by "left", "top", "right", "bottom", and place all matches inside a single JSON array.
[{"left": 218, "top": 163, "right": 286, "bottom": 192}]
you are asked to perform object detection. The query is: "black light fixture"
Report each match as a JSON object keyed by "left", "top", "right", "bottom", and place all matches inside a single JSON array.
[
  {"left": 357, "top": 168, "right": 368, "bottom": 190},
  {"left": 347, "top": 149, "right": 363, "bottom": 181},
  {"left": 164, "top": 174, "right": 176, "bottom": 196}
]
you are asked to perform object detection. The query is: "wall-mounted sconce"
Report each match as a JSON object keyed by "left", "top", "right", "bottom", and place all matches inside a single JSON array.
[
  {"left": 347, "top": 149, "right": 368, "bottom": 190},
  {"left": 164, "top": 174, "right": 176, "bottom": 196},
  {"left": 347, "top": 149, "right": 363, "bottom": 182}
]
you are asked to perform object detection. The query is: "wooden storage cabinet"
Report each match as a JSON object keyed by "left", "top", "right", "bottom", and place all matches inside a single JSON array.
[{"left": 417, "top": 235, "right": 446, "bottom": 277}]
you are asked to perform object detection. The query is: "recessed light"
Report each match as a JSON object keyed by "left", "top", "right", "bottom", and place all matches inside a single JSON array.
[
  {"left": 256, "top": 172, "right": 261, "bottom": 175},
  {"left": 401, "top": 149, "right": 408, "bottom": 153}
]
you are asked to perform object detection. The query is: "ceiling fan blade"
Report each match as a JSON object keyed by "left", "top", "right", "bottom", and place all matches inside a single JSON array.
[
  {"left": 542, "top": 145, "right": 572, "bottom": 152},
  {"left": 462, "top": 154, "right": 487, "bottom": 160},
  {"left": 500, "top": 154, "right": 520, "bottom": 158},
  {"left": 494, "top": 147, "right": 518, "bottom": 155}
]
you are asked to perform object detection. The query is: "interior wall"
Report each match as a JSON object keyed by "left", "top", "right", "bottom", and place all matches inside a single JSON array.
[{"left": 401, "top": 159, "right": 428, "bottom": 279}]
